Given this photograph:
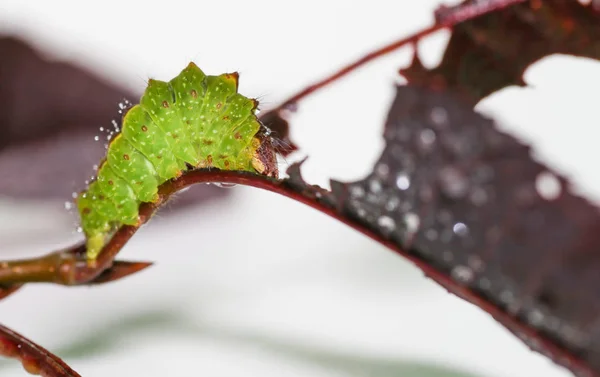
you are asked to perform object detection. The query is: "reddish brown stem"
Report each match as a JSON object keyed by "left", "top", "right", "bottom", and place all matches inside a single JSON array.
[
  {"left": 269, "top": 0, "right": 526, "bottom": 113},
  {"left": 0, "top": 251, "right": 152, "bottom": 288},
  {"left": 73, "top": 169, "right": 600, "bottom": 377},
  {"left": 271, "top": 24, "right": 439, "bottom": 112},
  {"left": 0, "top": 284, "right": 22, "bottom": 300},
  {"left": 0, "top": 252, "right": 81, "bottom": 285},
  {"left": 0, "top": 323, "right": 81, "bottom": 377},
  {"left": 0, "top": 167, "right": 597, "bottom": 375}
]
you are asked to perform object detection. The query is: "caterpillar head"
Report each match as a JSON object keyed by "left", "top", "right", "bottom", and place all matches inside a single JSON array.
[{"left": 252, "top": 125, "right": 279, "bottom": 178}]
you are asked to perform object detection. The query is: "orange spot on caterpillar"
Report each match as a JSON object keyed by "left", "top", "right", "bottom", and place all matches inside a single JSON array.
[
  {"left": 202, "top": 139, "right": 213, "bottom": 145},
  {"left": 234, "top": 132, "right": 242, "bottom": 140},
  {"left": 141, "top": 125, "right": 148, "bottom": 132},
  {"left": 157, "top": 155, "right": 162, "bottom": 159},
  {"left": 216, "top": 102, "right": 223, "bottom": 109},
  {"left": 206, "top": 155, "right": 213, "bottom": 165},
  {"left": 218, "top": 155, "right": 228, "bottom": 159},
  {"left": 222, "top": 115, "right": 230, "bottom": 121},
  {"left": 225, "top": 72, "right": 240, "bottom": 90},
  {"left": 82, "top": 208, "right": 91, "bottom": 215},
  {"left": 108, "top": 180, "right": 114, "bottom": 185},
  {"left": 224, "top": 160, "right": 230, "bottom": 168},
  {"left": 123, "top": 154, "right": 130, "bottom": 161},
  {"left": 224, "top": 72, "right": 239, "bottom": 84},
  {"left": 162, "top": 100, "right": 169, "bottom": 108},
  {"left": 190, "top": 89, "right": 198, "bottom": 98}
]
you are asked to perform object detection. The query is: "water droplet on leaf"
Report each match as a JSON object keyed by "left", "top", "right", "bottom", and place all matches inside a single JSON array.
[
  {"left": 403, "top": 212, "right": 420, "bottom": 234},
  {"left": 375, "top": 163, "right": 390, "bottom": 178},
  {"left": 369, "top": 179, "right": 382, "bottom": 193},
  {"left": 535, "top": 171, "right": 562, "bottom": 200},
  {"left": 453, "top": 222, "right": 468, "bottom": 236},
  {"left": 451, "top": 265, "right": 474, "bottom": 283},
  {"left": 213, "top": 182, "right": 238, "bottom": 188},
  {"left": 395, "top": 173, "right": 410, "bottom": 190},
  {"left": 385, "top": 197, "right": 400, "bottom": 211},
  {"left": 419, "top": 128, "right": 436, "bottom": 149},
  {"left": 349, "top": 185, "right": 365, "bottom": 198},
  {"left": 430, "top": 107, "right": 448, "bottom": 127},
  {"left": 439, "top": 166, "right": 469, "bottom": 199},
  {"left": 377, "top": 215, "right": 396, "bottom": 233}
]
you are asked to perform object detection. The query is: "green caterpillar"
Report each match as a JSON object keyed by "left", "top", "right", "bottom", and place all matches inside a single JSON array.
[{"left": 77, "top": 62, "right": 278, "bottom": 260}]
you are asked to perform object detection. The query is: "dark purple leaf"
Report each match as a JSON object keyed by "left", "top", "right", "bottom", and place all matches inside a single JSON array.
[
  {"left": 321, "top": 84, "right": 600, "bottom": 375},
  {"left": 401, "top": 0, "right": 600, "bottom": 103},
  {"left": 0, "top": 36, "right": 229, "bottom": 206}
]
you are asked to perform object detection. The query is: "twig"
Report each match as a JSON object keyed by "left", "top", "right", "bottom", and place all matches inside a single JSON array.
[{"left": 0, "top": 323, "right": 81, "bottom": 377}]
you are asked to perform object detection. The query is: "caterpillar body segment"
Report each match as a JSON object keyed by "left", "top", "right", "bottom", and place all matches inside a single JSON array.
[
  {"left": 95, "top": 162, "right": 139, "bottom": 225},
  {"left": 105, "top": 134, "right": 161, "bottom": 201},
  {"left": 140, "top": 79, "right": 199, "bottom": 165},
  {"left": 169, "top": 64, "right": 208, "bottom": 156},
  {"left": 77, "top": 62, "right": 278, "bottom": 260},
  {"left": 121, "top": 105, "right": 184, "bottom": 181}
]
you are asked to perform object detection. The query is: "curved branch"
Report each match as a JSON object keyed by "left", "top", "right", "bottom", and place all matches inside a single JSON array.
[
  {"left": 269, "top": 24, "right": 438, "bottom": 112},
  {"left": 0, "top": 323, "right": 80, "bottom": 377},
  {"left": 266, "top": 0, "right": 525, "bottom": 114},
  {"left": 78, "top": 169, "right": 600, "bottom": 377},
  {"left": 1, "top": 165, "right": 597, "bottom": 376}
]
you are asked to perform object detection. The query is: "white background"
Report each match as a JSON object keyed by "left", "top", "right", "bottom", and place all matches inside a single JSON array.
[{"left": 1, "top": 1, "right": 599, "bottom": 376}]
